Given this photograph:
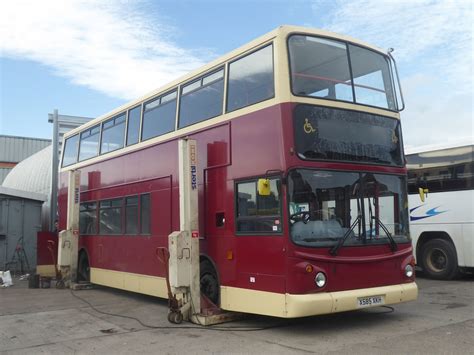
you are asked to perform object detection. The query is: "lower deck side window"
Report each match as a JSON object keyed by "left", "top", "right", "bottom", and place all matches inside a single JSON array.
[
  {"left": 80, "top": 202, "right": 97, "bottom": 235},
  {"left": 140, "top": 194, "right": 151, "bottom": 234},
  {"left": 99, "top": 199, "right": 122, "bottom": 235}
]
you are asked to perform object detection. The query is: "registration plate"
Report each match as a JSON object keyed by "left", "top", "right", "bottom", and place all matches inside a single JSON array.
[{"left": 357, "top": 295, "right": 385, "bottom": 308}]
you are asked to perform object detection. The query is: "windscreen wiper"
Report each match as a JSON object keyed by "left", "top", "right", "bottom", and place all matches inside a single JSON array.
[
  {"left": 372, "top": 216, "right": 398, "bottom": 252},
  {"left": 330, "top": 215, "right": 361, "bottom": 256}
]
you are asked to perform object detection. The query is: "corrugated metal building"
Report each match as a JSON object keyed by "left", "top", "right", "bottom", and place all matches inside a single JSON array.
[
  {"left": 0, "top": 135, "right": 51, "bottom": 184},
  {"left": 0, "top": 186, "right": 46, "bottom": 273}
]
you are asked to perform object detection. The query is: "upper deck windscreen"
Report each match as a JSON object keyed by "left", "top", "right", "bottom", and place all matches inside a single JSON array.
[{"left": 289, "top": 35, "right": 397, "bottom": 111}]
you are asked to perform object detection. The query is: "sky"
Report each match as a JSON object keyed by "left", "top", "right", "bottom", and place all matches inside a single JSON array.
[{"left": 0, "top": 0, "right": 472, "bottom": 149}]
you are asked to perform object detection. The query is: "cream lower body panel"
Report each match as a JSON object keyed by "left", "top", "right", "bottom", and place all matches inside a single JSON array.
[
  {"left": 91, "top": 267, "right": 168, "bottom": 298},
  {"left": 221, "top": 282, "right": 418, "bottom": 318},
  {"left": 90, "top": 268, "right": 417, "bottom": 318}
]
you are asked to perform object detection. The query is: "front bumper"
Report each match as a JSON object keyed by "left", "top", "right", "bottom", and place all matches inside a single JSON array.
[
  {"left": 286, "top": 282, "right": 418, "bottom": 318},
  {"left": 221, "top": 282, "right": 418, "bottom": 318}
]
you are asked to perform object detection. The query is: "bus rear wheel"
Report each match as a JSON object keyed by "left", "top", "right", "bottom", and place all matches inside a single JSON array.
[
  {"left": 77, "top": 252, "right": 90, "bottom": 282},
  {"left": 420, "top": 239, "right": 458, "bottom": 280},
  {"left": 200, "top": 260, "right": 219, "bottom": 305}
]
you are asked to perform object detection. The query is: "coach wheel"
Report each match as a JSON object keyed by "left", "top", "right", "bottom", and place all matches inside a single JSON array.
[
  {"left": 420, "top": 239, "right": 458, "bottom": 280},
  {"left": 78, "top": 252, "right": 90, "bottom": 282},
  {"left": 200, "top": 260, "right": 219, "bottom": 305}
]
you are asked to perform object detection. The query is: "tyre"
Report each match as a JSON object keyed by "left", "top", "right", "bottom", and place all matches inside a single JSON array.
[
  {"left": 420, "top": 239, "right": 458, "bottom": 280},
  {"left": 77, "top": 252, "right": 90, "bottom": 282},
  {"left": 200, "top": 260, "right": 219, "bottom": 305}
]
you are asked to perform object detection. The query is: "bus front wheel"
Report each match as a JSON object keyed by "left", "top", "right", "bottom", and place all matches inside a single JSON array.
[
  {"left": 420, "top": 239, "right": 458, "bottom": 280},
  {"left": 200, "top": 260, "right": 219, "bottom": 305}
]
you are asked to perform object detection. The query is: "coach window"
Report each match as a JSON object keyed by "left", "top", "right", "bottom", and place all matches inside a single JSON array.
[
  {"left": 142, "top": 90, "right": 177, "bottom": 141},
  {"left": 407, "top": 146, "right": 474, "bottom": 193},
  {"left": 79, "top": 202, "right": 97, "bottom": 235},
  {"left": 227, "top": 44, "right": 274, "bottom": 112},
  {"left": 179, "top": 68, "right": 224, "bottom": 128},
  {"left": 125, "top": 196, "right": 139, "bottom": 234},
  {"left": 236, "top": 178, "right": 282, "bottom": 234},
  {"left": 101, "top": 113, "right": 126, "bottom": 154},
  {"left": 78, "top": 125, "right": 100, "bottom": 161},
  {"left": 99, "top": 199, "right": 122, "bottom": 235},
  {"left": 62, "top": 134, "right": 79, "bottom": 167},
  {"left": 140, "top": 194, "right": 151, "bottom": 234},
  {"left": 126, "top": 105, "right": 141, "bottom": 146}
]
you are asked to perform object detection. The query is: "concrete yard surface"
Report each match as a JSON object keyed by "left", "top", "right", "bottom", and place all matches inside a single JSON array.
[{"left": 1, "top": 274, "right": 473, "bottom": 354}]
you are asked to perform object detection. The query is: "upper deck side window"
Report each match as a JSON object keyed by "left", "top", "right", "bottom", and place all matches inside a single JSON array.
[
  {"left": 226, "top": 44, "right": 274, "bottom": 113},
  {"left": 142, "top": 90, "right": 177, "bottom": 141},
  {"left": 178, "top": 68, "right": 224, "bottom": 129},
  {"left": 101, "top": 113, "right": 126, "bottom": 154},
  {"left": 126, "top": 105, "right": 142, "bottom": 146},
  {"left": 78, "top": 125, "right": 100, "bottom": 162},
  {"left": 62, "top": 133, "right": 80, "bottom": 167},
  {"left": 288, "top": 34, "right": 397, "bottom": 111}
]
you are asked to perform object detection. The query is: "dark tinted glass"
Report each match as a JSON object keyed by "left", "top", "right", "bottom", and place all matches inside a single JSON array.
[
  {"left": 227, "top": 45, "right": 274, "bottom": 112},
  {"left": 236, "top": 179, "right": 281, "bottom": 233},
  {"left": 101, "top": 113, "right": 125, "bottom": 154},
  {"left": 99, "top": 199, "right": 122, "bottom": 234},
  {"left": 407, "top": 145, "right": 474, "bottom": 193},
  {"left": 80, "top": 202, "right": 97, "bottom": 235},
  {"left": 294, "top": 105, "right": 403, "bottom": 166},
  {"left": 349, "top": 45, "right": 396, "bottom": 110},
  {"left": 79, "top": 125, "right": 100, "bottom": 161},
  {"left": 140, "top": 194, "right": 150, "bottom": 234},
  {"left": 126, "top": 106, "right": 141, "bottom": 146},
  {"left": 289, "top": 35, "right": 353, "bottom": 101},
  {"left": 62, "top": 134, "right": 79, "bottom": 167},
  {"left": 142, "top": 91, "right": 177, "bottom": 140},
  {"left": 179, "top": 69, "right": 224, "bottom": 128},
  {"left": 125, "top": 196, "right": 138, "bottom": 234}
]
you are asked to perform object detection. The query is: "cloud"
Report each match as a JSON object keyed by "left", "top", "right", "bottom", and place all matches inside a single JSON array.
[
  {"left": 0, "top": 0, "right": 209, "bottom": 100},
  {"left": 312, "top": 0, "right": 473, "bottom": 146}
]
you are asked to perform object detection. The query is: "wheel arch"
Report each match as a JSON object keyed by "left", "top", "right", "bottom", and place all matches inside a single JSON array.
[
  {"left": 78, "top": 247, "right": 90, "bottom": 263},
  {"left": 199, "top": 254, "right": 220, "bottom": 283}
]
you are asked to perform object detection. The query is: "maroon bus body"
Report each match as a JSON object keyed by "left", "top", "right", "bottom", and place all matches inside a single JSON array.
[{"left": 58, "top": 102, "right": 413, "bottom": 295}]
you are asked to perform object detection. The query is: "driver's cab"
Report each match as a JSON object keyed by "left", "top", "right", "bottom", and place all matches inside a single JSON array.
[{"left": 288, "top": 170, "right": 352, "bottom": 244}]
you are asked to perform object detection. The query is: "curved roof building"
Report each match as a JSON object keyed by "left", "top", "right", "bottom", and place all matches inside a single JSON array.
[{"left": 2, "top": 145, "right": 52, "bottom": 229}]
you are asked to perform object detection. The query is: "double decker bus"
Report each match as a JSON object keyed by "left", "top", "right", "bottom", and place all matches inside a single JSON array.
[
  {"left": 58, "top": 26, "right": 417, "bottom": 318},
  {"left": 407, "top": 142, "right": 473, "bottom": 279}
]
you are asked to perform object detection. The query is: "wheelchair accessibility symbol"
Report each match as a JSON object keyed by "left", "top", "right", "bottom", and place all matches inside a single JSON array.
[{"left": 303, "top": 118, "right": 316, "bottom": 134}]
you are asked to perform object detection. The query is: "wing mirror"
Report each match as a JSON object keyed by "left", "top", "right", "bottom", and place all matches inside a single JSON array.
[
  {"left": 258, "top": 178, "right": 271, "bottom": 196},
  {"left": 418, "top": 187, "right": 429, "bottom": 202}
]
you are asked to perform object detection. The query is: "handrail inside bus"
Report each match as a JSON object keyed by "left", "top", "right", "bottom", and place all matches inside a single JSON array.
[{"left": 293, "top": 73, "right": 387, "bottom": 94}]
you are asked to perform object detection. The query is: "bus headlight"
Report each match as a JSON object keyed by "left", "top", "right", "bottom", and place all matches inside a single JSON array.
[
  {"left": 315, "top": 272, "right": 327, "bottom": 288},
  {"left": 405, "top": 264, "right": 414, "bottom": 278}
]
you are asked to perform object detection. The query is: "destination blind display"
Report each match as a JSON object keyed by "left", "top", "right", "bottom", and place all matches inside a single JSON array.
[{"left": 294, "top": 105, "right": 403, "bottom": 166}]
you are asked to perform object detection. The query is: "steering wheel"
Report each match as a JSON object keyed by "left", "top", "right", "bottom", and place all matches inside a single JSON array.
[{"left": 290, "top": 211, "right": 311, "bottom": 224}]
